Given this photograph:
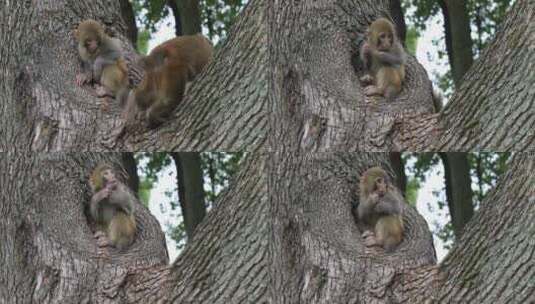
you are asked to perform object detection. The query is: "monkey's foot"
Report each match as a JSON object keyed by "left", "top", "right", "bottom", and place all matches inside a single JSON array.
[
  {"left": 94, "top": 231, "right": 111, "bottom": 248},
  {"left": 364, "top": 86, "right": 383, "bottom": 97},
  {"left": 360, "top": 75, "right": 374, "bottom": 84}
]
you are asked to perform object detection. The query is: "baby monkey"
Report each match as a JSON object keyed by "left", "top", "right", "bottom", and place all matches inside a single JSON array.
[
  {"left": 360, "top": 18, "right": 406, "bottom": 100},
  {"left": 75, "top": 19, "right": 129, "bottom": 108},
  {"left": 89, "top": 164, "right": 136, "bottom": 250},
  {"left": 358, "top": 166, "right": 404, "bottom": 252}
]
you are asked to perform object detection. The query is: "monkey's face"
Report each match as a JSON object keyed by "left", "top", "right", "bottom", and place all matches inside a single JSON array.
[
  {"left": 374, "top": 177, "right": 387, "bottom": 196},
  {"left": 376, "top": 31, "right": 393, "bottom": 51},
  {"left": 83, "top": 36, "right": 99, "bottom": 54},
  {"left": 101, "top": 169, "right": 118, "bottom": 188}
]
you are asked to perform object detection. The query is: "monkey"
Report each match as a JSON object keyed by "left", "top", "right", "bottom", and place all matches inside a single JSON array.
[
  {"left": 89, "top": 164, "right": 136, "bottom": 250},
  {"left": 358, "top": 166, "right": 404, "bottom": 252},
  {"left": 360, "top": 18, "right": 406, "bottom": 100},
  {"left": 128, "top": 34, "right": 213, "bottom": 128},
  {"left": 74, "top": 19, "right": 130, "bottom": 109}
]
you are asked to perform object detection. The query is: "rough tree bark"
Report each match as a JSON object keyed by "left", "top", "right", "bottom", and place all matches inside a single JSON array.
[
  {"left": 0, "top": 153, "right": 268, "bottom": 303},
  {"left": 413, "top": 0, "right": 535, "bottom": 151},
  {"left": 0, "top": 0, "right": 266, "bottom": 152},
  {"left": 270, "top": 152, "right": 535, "bottom": 303},
  {"left": 270, "top": 0, "right": 535, "bottom": 152}
]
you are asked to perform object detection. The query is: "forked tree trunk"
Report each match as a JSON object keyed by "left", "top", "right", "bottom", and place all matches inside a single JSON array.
[
  {"left": 0, "top": 0, "right": 266, "bottom": 152},
  {"left": 269, "top": 0, "right": 535, "bottom": 152},
  {"left": 269, "top": 0, "right": 437, "bottom": 152},
  {"left": 269, "top": 152, "right": 535, "bottom": 303},
  {"left": 0, "top": 153, "right": 268, "bottom": 303}
]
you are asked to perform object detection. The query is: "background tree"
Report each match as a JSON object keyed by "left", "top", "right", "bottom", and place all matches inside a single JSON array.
[
  {"left": 406, "top": 152, "right": 510, "bottom": 248},
  {"left": 404, "top": 0, "right": 512, "bottom": 94},
  {"left": 136, "top": 152, "right": 244, "bottom": 251},
  {"left": 132, "top": 0, "right": 245, "bottom": 44}
]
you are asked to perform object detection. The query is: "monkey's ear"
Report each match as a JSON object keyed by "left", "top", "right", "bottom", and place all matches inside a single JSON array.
[{"left": 73, "top": 29, "right": 79, "bottom": 39}]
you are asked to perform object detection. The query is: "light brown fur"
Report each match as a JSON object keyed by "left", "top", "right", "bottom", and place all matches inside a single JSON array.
[
  {"left": 89, "top": 164, "right": 136, "bottom": 251},
  {"left": 360, "top": 18, "right": 406, "bottom": 100},
  {"left": 129, "top": 34, "right": 213, "bottom": 128},
  {"left": 75, "top": 20, "right": 129, "bottom": 107},
  {"left": 358, "top": 167, "right": 404, "bottom": 252}
]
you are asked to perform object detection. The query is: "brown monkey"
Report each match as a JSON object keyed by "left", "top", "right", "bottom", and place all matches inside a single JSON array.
[
  {"left": 129, "top": 34, "right": 213, "bottom": 128},
  {"left": 89, "top": 164, "right": 136, "bottom": 250},
  {"left": 358, "top": 166, "right": 404, "bottom": 252},
  {"left": 74, "top": 19, "right": 130, "bottom": 108},
  {"left": 360, "top": 18, "right": 406, "bottom": 100}
]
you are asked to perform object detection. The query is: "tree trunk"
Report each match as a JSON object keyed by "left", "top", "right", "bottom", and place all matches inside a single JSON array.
[
  {"left": 0, "top": 0, "right": 266, "bottom": 152},
  {"left": 389, "top": 152, "right": 407, "bottom": 194},
  {"left": 431, "top": 0, "right": 535, "bottom": 150},
  {"left": 119, "top": 0, "right": 138, "bottom": 48},
  {"left": 270, "top": 0, "right": 535, "bottom": 152},
  {"left": 0, "top": 153, "right": 268, "bottom": 303},
  {"left": 270, "top": 0, "right": 437, "bottom": 152},
  {"left": 171, "top": 152, "right": 207, "bottom": 240},
  {"left": 122, "top": 152, "right": 140, "bottom": 194},
  {"left": 270, "top": 152, "right": 437, "bottom": 303},
  {"left": 439, "top": 152, "right": 474, "bottom": 238},
  {"left": 438, "top": 0, "right": 474, "bottom": 87},
  {"left": 174, "top": 0, "right": 202, "bottom": 35},
  {"left": 270, "top": 152, "right": 535, "bottom": 303},
  {"left": 389, "top": 0, "right": 406, "bottom": 44}
]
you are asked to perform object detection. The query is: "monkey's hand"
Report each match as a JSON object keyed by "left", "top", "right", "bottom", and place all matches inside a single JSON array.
[
  {"left": 360, "top": 42, "right": 371, "bottom": 69},
  {"left": 368, "top": 192, "right": 380, "bottom": 204},
  {"left": 360, "top": 74, "right": 374, "bottom": 84},
  {"left": 362, "top": 231, "right": 378, "bottom": 247},
  {"left": 93, "top": 187, "right": 111, "bottom": 203}
]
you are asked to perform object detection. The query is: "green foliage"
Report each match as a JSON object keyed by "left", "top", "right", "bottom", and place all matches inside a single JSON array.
[
  {"left": 405, "top": 26, "right": 419, "bottom": 56},
  {"left": 468, "top": 153, "right": 510, "bottom": 207},
  {"left": 405, "top": 177, "right": 420, "bottom": 206},
  {"left": 137, "top": 29, "right": 151, "bottom": 55},
  {"left": 138, "top": 179, "right": 153, "bottom": 207},
  {"left": 131, "top": 0, "right": 245, "bottom": 42},
  {"left": 201, "top": 0, "right": 244, "bottom": 40},
  {"left": 201, "top": 152, "right": 245, "bottom": 208},
  {"left": 131, "top": 0, "right": 168, "bottom": 33}
]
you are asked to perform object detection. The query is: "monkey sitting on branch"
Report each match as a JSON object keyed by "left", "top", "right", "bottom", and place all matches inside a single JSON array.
[
  {"left": 125, "top": 34, "right": 214, "bottom": 128},
  {"left": 89, "top": 164, "right": 136, "bottom": 251},
  {"left": 359, "top": 18, "right": 406, "bottom": 100},
  {"left": 358, "top": 166, "right": 404, "bottom": 252},
  {"left": 74, "top": 19, "right": 130, "bottom": 110}
]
